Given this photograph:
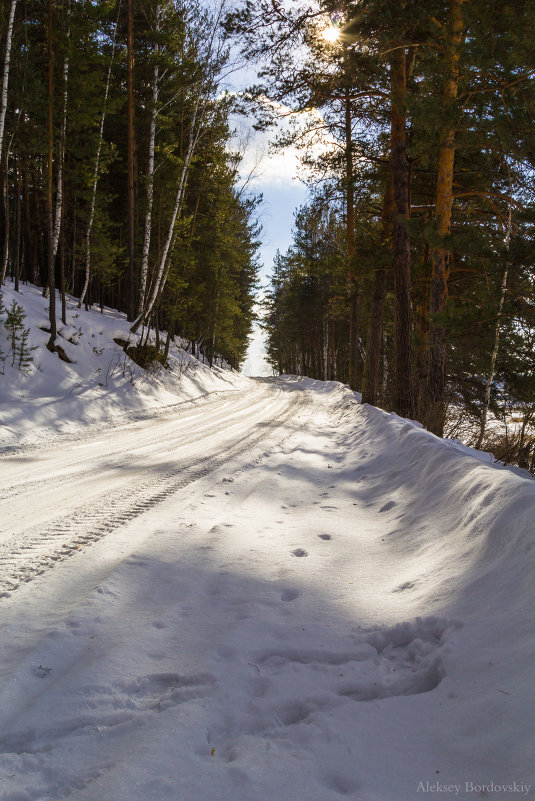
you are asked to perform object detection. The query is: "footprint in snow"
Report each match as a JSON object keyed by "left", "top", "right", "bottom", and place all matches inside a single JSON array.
[
  {"left": 291, "top": 548, "right": 308, "bottom": 558},
  {"left": 321, "top": 773, "right": 358, "bottom": 796},
  {"left": 254, "top": 617, "right": 458, "bottom": 703},
  {"left": 393, "top": 581, "right": 416, "bottom": 593},
  {"left": 281, "top": 588, "right": 300, "bottom": 601},
  {"left": 318, "top": 534, "right": 332, "bottom": 541},
  {"left": 0, "top": 672, "right": 216, "bottom": 755},
  {"left": 379, "top": 500, "right": 396, "bottom": 513}
]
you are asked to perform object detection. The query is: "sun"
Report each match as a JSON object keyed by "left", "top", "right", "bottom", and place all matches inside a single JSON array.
[{"left": 322, "top": 25, "right": 340, "bottom": 44}]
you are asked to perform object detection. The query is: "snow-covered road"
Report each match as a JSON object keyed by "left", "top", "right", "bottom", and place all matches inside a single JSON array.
[
  {"left": 0, "top": 378, "right": 533, "bottom": 801},
  {"left": 0, "top": 382, "right": 305, "bottom": 593}
]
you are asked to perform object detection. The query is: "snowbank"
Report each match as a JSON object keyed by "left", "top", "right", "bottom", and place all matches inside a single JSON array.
[{"left": 0, "top": 280, "right": 250, "bottom": 448}]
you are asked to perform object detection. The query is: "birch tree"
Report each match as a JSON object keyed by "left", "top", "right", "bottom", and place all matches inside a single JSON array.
[
  {"left": 476, "top": 177, "right": 513, "bottom": 451},
  {"left": 131, "top": 0, "right": 229, "bottom": 334},
  {"left": 53, "top": 53, "right": 69, "bottom": 262},
  {"left": 46, "top": 0, "right": 57, "bottom": 351},
  {"left": 138, "top": 2, "right": 162, "bottom": 316},
  {"left": 0, "top": 0, "right": 17, "bottom": 161},
  {"left": 0, "top": 0, "right": 17, "bottom": 285},
  {"left": 78, "top": 4, "right": 121, "bottom": 309}
]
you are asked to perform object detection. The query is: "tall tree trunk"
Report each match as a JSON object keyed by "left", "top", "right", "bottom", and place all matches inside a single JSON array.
[
  {"left": 78, "top": 10, "right": 119, "bottom": 309},
  {"left": 476, "top": 182, "right": 513, "bottom": 450},
  {"left": 0, "top": 0, "right": 17, "bottom": 159},
  {"left": 362, "top": 174, "right": 394, "bottom": 406},
  {"left": 57, "top": 3, "right": 70, "bottom": 325},
  {"left": 53, "top": 53, "right": 69, "bottom": 261},
  {"left": 46, "top": 0, "right": 57, "bottom": 351},
  {"left": 163, "top": 317, "right": 174, "bottom": 363},
  {"left": 475, "top": 265, "right": 508, "bottom": 450},
  {"left": 0, "top": 0, "right": 17, "bottom": 285},
  {"left": 60, "top": 211, "right": 66, "bottom": 324},
  {"left": 22, "top": 158, "right": 31, "bottom": 282},
  {"left": 131, "top": 0, "right": 226, "bottom": 334},
  {"left": 390, "top": 47, "right": 413, "bottom": 417},
  {"left": 126, "top": 0, "right": 135, "bottom": 321},
  {"left": 130, "top": 86, "right": 203, "bottom": 333},
  {"left": 344, "top": 84, "right": 359, "bottom": 391},
  {"left": 415, "top": 242, "right": 431, "bottom": 418},
  {"left": 1, "top": 164, "right": 8, "bottom": 283},
  {"left": 14, "top": 155, "right": 21, "bottom": 291},
  {"left": 138, "top": 5, "right": 160, "bottom": 315},
  {"left": 427, "top": 0, "right": 464, "bottom": 435}
]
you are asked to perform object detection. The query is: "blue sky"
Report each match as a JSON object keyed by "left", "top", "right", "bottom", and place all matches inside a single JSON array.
[
  {"left": 241, "top": 179, "right": 307, "bottom": 376},
  {"left": 222, "top": 33, "right": 315, "bottom": 375},
  {"left": 234, "top": 116, "right": 309, "bottom": 375}
]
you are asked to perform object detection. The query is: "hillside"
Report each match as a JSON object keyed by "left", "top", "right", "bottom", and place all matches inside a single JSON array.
[{"left": 0, "top": 280, "right": 249, "bottom": 450}]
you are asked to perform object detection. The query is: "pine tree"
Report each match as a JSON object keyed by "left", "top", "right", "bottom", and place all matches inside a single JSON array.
[{"left": 4, "top": 299, "right": 24, "bottom": 366}]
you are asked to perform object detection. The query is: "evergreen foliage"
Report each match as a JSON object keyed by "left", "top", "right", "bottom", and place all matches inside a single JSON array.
[
  {"left": 0, "top": 0, "right": 259, "bottom": 369},
  {"left": 1, "top": 299, "right": 35, "bottom": 371},
  {"left": 227, "top": 0, "right": 535, "bottom": 466}
]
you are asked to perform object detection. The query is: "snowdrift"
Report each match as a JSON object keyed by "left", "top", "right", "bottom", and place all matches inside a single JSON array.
[
  {"left": 0, "top": 280, "right": 249, "bottom": 448},
  {"left": 325, "top": 382, "right": 534, "bottom": 790}
]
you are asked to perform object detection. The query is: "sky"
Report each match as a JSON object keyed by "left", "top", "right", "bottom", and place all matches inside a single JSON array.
[
  {"left": 224, "top": 47, "right": 311, "bottom": 377},
  {"left": 241, "top": 176, "right": 308, "bottom": 376},
  {"left": 214, "top": 0, "right": 337, "bottom": 375},
  {"left": 236, "top": 119, "right": 309, "bottom": 376}
]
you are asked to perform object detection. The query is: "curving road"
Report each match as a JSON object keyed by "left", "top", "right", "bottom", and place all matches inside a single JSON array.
[{"left": 0, "top": 380, "right": 307, "bottom": 596}]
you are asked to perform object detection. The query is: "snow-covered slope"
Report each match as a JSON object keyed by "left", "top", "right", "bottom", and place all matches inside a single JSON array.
[
  {"left": 0, "top": 280, "right": 249, "bottom": 449},
  {"left": 0, "top": 368, "right": 533, "bottom": 801}
]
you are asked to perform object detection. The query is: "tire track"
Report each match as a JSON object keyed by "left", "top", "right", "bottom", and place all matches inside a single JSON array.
[
  {"left": 0, "top": 393, "right": 306, "bottom": 598},
  {"left": 0, "top": 386, "right": 272, "bottom": 502}
]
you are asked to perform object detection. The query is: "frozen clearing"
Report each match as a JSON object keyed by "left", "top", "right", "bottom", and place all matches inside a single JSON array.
[{"left": 0, "top": 373, "right": 534, "bottom": 801}]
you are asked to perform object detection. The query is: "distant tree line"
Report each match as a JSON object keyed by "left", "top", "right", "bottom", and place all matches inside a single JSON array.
[
  {"left": 0, "top": 0, "right": 259, "bottom": 370},
  {"left": 228, "top": 0, "right": 535, "bottom": 460}
]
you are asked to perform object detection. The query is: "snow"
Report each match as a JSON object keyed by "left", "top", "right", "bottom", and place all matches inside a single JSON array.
[
  {"left": 0, "top": 283, "right": 534, "bottom": 801},
  {"left": 0, "top": 280, "right": 249, "bottom": 450}
]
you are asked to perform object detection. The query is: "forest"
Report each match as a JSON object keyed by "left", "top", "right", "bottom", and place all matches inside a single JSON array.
[
  {"left": 226, "top": 0, "right": 535, "bottom": 466},
  {"left": 1, "top": 0, "right": 535, "bottom": 466},
  {"left": 0, "top": 0, "right": 259, "bottom": 371}
]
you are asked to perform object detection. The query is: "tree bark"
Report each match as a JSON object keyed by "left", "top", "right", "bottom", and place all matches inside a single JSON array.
[
  {"left": 475, "top": 265, "right": 508, "bottom": 450},
  {"left": 138, "top": 5, "right": 160, "bottom": 316},
  {"left": 415, "top": 242, "right": 431, "bottom": 417},
  {"left": 361, "top": 174, "right": 394, "bottom": 406},
  {"left": 126, "top": 0, "right": 135, "bottom": 321},
  {"left": 46, "top": 0, "right": 57, "bottom": 351},
  {"left": 130, "top": 85, "right": 204, "bottom": 333},
  {"left": 390, "top": 46, "right": 413, "bottom": 418},
  {"left": 427, "top": 0, "right": 464, "bottom": 435},
  {"left": 0, "top": 0, "right": 17, "bottom": 160},
  {"left": 1, "top": 164, "right": 8, "bottom": 284},
  {"left": 14, "top": 155, "right": 21, "bottom": 291},
  {"left": 0, "top": 0, "right": 17, "bottom": 285},
  {"left": 53, "top": 53, "right": 69, "bottom": 261},
  {"left": 345, "top": 85, "right": 359, "bottom": 390}
]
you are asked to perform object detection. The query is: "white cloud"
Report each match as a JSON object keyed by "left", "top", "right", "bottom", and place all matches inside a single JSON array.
[{"left": 232, "top": 98, "right": 337, "bottom": 190}]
